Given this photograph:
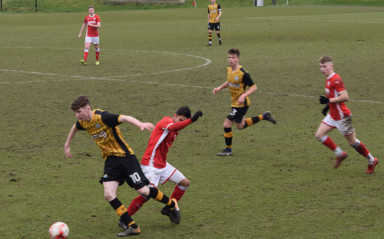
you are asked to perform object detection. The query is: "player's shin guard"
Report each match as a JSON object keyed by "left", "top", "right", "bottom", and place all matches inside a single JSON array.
[
  {"left": 244, "top": 116, "right": 262, "bottom": 128},
  {"left": 171, "top": 185, "right": 187, "bottom": 202},
  {"left": 149, "top": 187, "right": 175, "bottom": 208},
  {"left": 95, "top": 48, "right": 100, "bottom": 61},
  {"left": 351, "top": 139, "right": 369, "bottom": 157},
  {"left": 83, "top": 49, "right": 89, "bottom": 61},
  {"left": 127, "top": 195, "right": 148, "bottom": 216},
  {"left": 224, "top": 128, "right": 233, "bottom": 149},
  {"left": 109, "top": 198, "right": 138, "bottom": 228}
]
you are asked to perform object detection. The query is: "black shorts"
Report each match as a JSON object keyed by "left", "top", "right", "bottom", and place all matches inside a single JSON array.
[
  {"left": 208, "top": 22, "right": 221, "bottom": 31},
  {"left": 226, "top": 106, "right": 249, "bottom": 123},
  {"left": 100, "top": 155, "right": 149, "bottom": 190}
]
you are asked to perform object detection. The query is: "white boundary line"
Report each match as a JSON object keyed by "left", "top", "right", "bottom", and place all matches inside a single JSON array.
[
  {"left": 245, "top": 11, "right": 384, "bottom": 24},
  {"left": 1, "top": 47, "right": 383, "bottom": 104},
  {"left": 0, "top": 47, "right": 212, "bottom": 81}
]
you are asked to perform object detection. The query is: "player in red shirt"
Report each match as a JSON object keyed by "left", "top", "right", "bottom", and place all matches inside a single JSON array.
[
  {"left": 78, "top": 6, "right": 101, "bottom": 66},
  {"left": 315, "top": 56, "right": 378, "bottom": 174},
  {"left": 125, "top": 106, "right": 203, "bottom": 224}
]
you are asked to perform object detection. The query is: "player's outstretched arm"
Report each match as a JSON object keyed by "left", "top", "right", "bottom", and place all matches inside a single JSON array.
[
  {"left": 64, "top": 124, "right": 78, "bottom": 158},
  {"left": 119, "top": 115, "right": 154, "bottom": 131},
  {"left": 168, "top": 111, "right": 203, "bottom": 132}
]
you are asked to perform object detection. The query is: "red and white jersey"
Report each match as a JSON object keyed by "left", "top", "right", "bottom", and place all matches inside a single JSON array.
[
  {"left": 141, "top": 116, "right": 178, "bottom": 169},
  {"left": 84, "top": 14, "right": 100, "bottom": 37},
  {"left": 325, "top": 73, "right": 351, "bottom": 120}
]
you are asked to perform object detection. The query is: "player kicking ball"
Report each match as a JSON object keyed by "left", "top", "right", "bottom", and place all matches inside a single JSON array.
[
  {"left": 78, "top": 6, "right": 101, "bottom": 66},
  {"left": 118, "top": 106, "right": 202, "bottom": 228}
]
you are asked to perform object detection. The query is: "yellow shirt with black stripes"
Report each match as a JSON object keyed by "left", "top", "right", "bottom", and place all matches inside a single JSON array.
[
  {"left": 208, "top": 3, "right": 221, "bottom": 23},
  {"left": 76, "top": 109, "right": 134, "bottom": 160},
  {"left": 227, "top": 66, "right": 255, "bottom": 107}
]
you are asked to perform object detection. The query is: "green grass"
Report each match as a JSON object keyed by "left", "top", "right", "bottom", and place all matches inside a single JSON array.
[
  {"left": 1, "top": 4, "right": 384, "bottom": 239},
  {"left": 1, "top": 0, "right": 384, "bottom": 13}
]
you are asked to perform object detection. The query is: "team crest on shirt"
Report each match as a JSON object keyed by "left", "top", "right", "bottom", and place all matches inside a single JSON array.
[
  {"left": 327, "top": 82, "right": 330, "bottom": 86},
  {"left": 96, "top": 123, "right": 100, "bottom": 128},
  {"left": 235, "top": 76, "right": 239, "bottom": 81}
]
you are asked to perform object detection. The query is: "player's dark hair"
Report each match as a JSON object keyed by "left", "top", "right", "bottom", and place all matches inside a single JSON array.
[
  {"left": 228, "top": 48, "right": 240, "bottom": 57},
  {"left": 71, "top": 95, "right": 90, "bottom": 111},
  {"left": 319, "top": 56, "right": 333, "bottom": 64},
  {"left": 176, "top": 106, "right": 191, "bottom": 119}
]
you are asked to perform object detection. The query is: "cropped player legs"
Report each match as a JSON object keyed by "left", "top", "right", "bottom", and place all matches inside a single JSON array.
[
  {"left": 171, "top": 178, "right": 190, "bottom": 202},
  {"left": 82, "top": 42, "right": 92, "bottom": 63},
  {"left": 345, "top": 132, "right": 375, "bottom": 164},
  {"left": 316, "top": 123, "right": 344, "bottom": 156},
  {"left": 103, "top": 181, "right": 138, "bottom": 229}
]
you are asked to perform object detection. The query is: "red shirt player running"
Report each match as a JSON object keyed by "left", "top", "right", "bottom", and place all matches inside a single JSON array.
[
  {"left": 126, "top": 106, "right": 203, "bottom": 224},
  {"left": 315, "top": 56, "right": 378, "bottom": 174},
  {"left": 78, "top": 6, "right": 101, "bottom": 65}
]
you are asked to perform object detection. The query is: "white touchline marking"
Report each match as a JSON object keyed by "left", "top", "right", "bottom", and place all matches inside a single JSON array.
[
  {"left": 245, "top": 11, "right": 384, "bottom": 24},
  {"left": 0, "top": 47, "right": 212, "bottom": 80},
  {"left": 1, "top": 47, "right": 383, "bottom": 104}
]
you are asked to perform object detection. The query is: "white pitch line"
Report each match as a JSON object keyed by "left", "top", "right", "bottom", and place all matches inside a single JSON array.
[
  {"left": 245, "top": 11, "right": 384, "bottom": 24},
  {"left": 1, "top": 47, "right": 383, "bottom": 104},
  {"left": 0, "top": 49, "right": 212, "bottom": 81},
  {"left": 265, "top": 92, "right": 384, "bottom": 104}
]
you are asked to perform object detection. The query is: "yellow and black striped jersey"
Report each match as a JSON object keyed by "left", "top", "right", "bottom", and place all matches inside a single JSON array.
[
  {"left": 227, "top": 66, "right": 255, "bottom": 107},
  {"left": 208, "top": 3, "right": 221, "bottom": 23},
  {"left": 76, "top": 109, "right": 134, "bottom": 160}
]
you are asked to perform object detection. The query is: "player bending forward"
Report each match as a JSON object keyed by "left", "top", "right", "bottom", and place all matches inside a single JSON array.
[
  {"left": 315, "top": 56, "right": 379, "bottom": 174},
  {"left": 64, "top": 95, "right": 180, "bottom": 237},
  {"left": 121, "top": 107, "right": 202, "bottom": 226}
]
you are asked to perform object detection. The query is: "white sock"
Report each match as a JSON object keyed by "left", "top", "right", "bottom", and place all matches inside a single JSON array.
[
  {"left": 334, "top": 147, "right": 343, "bottom": 157},
  {"left": 366, "top": 153, "right": 375, "bottom": 164}
]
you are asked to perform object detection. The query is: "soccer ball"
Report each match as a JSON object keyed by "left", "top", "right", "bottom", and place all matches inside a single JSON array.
[{"left": 49, "top": 222, "right": 69, "bottom": 239}]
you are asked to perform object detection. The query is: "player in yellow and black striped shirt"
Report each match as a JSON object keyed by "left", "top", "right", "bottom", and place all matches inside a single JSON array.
[
  {"left": 207, "top": 0, "right": 222, "bottom": 46},
  {"left": 212, "top": 49, "right": 277, "bottom": 156},
  {"left": 64, "top": 95, "right": 181, "bottom": 236}
]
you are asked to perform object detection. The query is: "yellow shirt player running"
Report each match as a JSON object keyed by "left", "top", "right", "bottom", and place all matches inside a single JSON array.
[
  {"left": 212, "top": 49, "right": 277, "bottom": 156},
  {"left": 207, "top": 0, "right": 222, "bottom": 46},
  {"left": 64, "top": 95, "right": 181, "bottom": 236}
]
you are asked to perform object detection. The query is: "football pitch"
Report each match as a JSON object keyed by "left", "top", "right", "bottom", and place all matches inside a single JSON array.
[{"left": 1, "top": 5, "right": 384, "bottom": 239}]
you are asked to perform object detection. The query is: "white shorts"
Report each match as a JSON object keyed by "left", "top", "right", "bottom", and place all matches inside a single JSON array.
[
  {"left": 141, "top": 162, "right": 185, "bottom": 187},
  {"left": 85, "top": 36, "right": 99, "bottom": 44},
  {"left": 322, "top": 114, "right": 355, "bottom": 136}
]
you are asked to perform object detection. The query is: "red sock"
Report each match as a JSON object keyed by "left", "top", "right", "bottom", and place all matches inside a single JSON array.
[
  {"left": 322, "top": 136, "right": 337, "bottom": 151},
  {"left": 96, "top": 51, "right": 100, "bottom": 61},
  {"left": 170, "top": 185, "right": 186, "bottom": 202},
  {"left": 84, "top": 51, "right": 89, "bottom": 61},
  {"left": 355, "top": 142, "right": 369, "bottom": 157},
  {"left": 127, "top": 195, "right": 148, "bottom": 216}
]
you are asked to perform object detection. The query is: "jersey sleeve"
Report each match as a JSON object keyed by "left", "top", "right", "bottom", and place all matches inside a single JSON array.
[
  {"left": 333, "top": 79, "right": 346, "bottom": 93},
  {"left": 101, "top": 111, "right": 120, "bottom": 127},
  {"left": 218, "top": 4, "right": 221, "bottom": 10},
  {"left": 76, "top": 121, "right": 85, "bottom": 130},
  {"left": 241, "top": 68, "right": 255, "bottom": 87},
  {"left": 168, "top": 119, "right": 192, "bottom": 132}
]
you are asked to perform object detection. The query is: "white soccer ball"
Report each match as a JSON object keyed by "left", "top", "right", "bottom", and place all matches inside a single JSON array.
[{"left": 49, "top": 222, "right": 69, "bottom": 239}]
